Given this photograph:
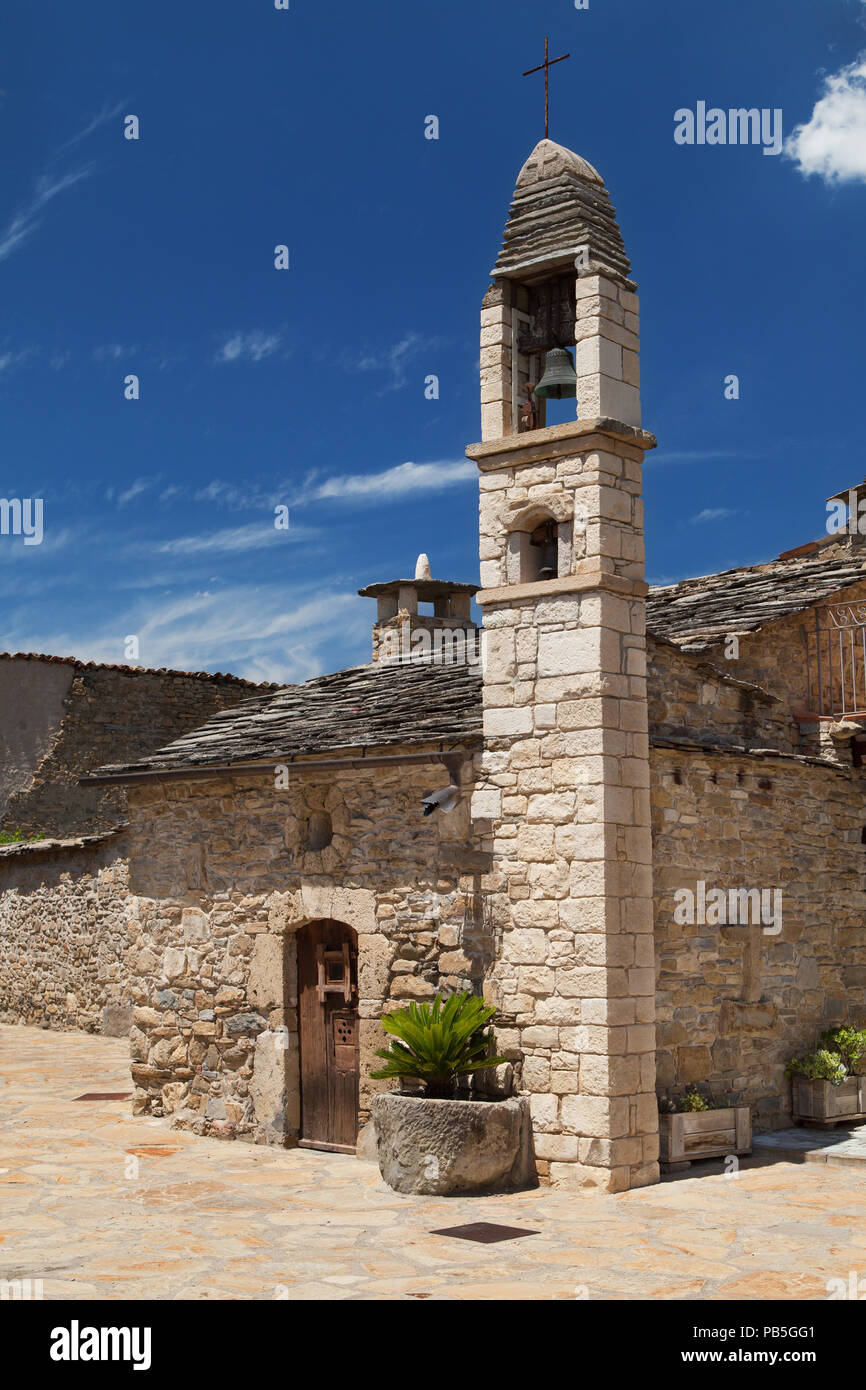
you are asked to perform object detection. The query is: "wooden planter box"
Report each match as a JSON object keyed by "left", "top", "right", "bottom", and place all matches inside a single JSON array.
[
  {"left": 793, "top": 1076, "right": 866, "bottom": 1126},
  {"left": 659, "top": 1106, "right": 751, "bottom": 1166}
]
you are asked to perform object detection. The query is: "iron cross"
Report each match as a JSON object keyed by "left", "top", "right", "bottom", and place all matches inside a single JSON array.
[{"left": 523, "top": 36, "right": 571, "bottom": 141}]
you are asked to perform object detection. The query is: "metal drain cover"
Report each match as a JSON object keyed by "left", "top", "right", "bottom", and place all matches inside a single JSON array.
[
  {"left": 73, "top": 1093, "right": 133, "bottom": 1101},
  {"left": 429, "top": 1222, "right": 540, "bottom": 1244}
]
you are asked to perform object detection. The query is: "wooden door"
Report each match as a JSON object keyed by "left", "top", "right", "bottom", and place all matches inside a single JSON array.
[{"left": 297, "top": 920, "right": 359, "bottom": 1153}]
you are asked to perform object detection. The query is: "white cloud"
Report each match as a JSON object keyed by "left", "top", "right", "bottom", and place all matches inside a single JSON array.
[
  {"left": 0, "top": 166, "right": 92, "bottom": 264},
  {"left": 0, "top": 348, "right": 31, "bottom": 374},
  {"left": 116, "top": 477, "right": 152, "bottom": 506},
  {"left": 786, "top": 56, "right": 866, "bottom": 184},
  {"left": 347, "top": 332, "right": 429, "bottom": 391},
  {"left": 310, "top": 458, "right": 475, "bottom": 502},
  {"left": 690, "top": 507, "right": 736, "bottom": 524},
  {"left": 0, "top": 101, "right": 127, "bottom": 266},
  {"left": 55, "top": 101, "right": 125, "bottom": 155},
  {"left": 23, "top": 585, "right": 366, "bottom": 683},
  {"left": 93, "top": 344, "right": 131, "bottom": 362},
  {"left": 154, "top": 521, "right": 313, "bottom": 557},
  {"left": 215, "top": 331, "right": 282, "bottom": 364}
]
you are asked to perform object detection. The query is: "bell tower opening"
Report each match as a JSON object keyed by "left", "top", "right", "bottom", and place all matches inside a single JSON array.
[
  {"left": 528, "top": 518, "right": 559, "bottom": 581},
  {"left": 507, "top": 513, "right": 563, "bottom": 584},
  {"left": 479, "top": 138, "right": 639, "bottom": 444}
]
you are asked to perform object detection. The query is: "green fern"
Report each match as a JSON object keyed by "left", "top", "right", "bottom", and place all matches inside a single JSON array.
[{"left": 371, "top": 992, "right": 508, "bottom": 1099}]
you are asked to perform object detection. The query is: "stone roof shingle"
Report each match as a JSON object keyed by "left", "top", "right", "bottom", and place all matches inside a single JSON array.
[
  {"left": 86, "top": 661, "right": 483, "bottom": 781},
  {"left": 647, "top": 543, "right": 866, "bottom": 648}
]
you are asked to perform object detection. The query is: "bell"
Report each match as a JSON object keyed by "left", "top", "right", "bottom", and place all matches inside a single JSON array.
[{"left": 534, "top": 347, "right": 577, "bottom": 400}]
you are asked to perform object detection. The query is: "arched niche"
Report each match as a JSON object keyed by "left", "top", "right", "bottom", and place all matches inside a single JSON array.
[{"left": 506, "top": 506, "right": 574, "bottom": 585}]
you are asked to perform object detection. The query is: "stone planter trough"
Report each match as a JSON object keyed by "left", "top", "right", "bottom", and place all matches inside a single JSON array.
[
  {"left": 370, "top": 1092, "right": 535, "bottom": 1195},
  {"left": 793, "top": 1076, "right": 866, "bottom": 1127}
]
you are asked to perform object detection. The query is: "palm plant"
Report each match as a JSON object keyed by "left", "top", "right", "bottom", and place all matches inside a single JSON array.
[{"left": 371, "top": 992, "right": 508, "bottom": 1099}]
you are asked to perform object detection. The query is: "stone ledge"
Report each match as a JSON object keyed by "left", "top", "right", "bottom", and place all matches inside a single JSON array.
[
  {"left": 478, "top": 571, "right": 648, "bottom": 606},
  {"left": 650, "top": 735, "right": 854, "bottom": 773},
  {"left": 0, "top": 826, "right": 127, "bottom": 859},
  {"left": 466, "top": 417, "right": 657, "bottom": 465}
]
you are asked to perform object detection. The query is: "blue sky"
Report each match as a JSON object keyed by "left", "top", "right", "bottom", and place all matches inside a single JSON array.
[{"left": 2, "top": 0, "right": 865, "bottom": 682}]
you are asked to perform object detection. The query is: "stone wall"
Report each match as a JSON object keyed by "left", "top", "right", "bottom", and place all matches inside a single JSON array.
[
  {"left": 0, "top": 656, "right": 270, "bottom": 839},
  {"left": 0, "top": 833, "right": 133, "bottom": 1034},
  {"left": 0, "top": 658, "right": 74, "bottom": 821},
  {"left": 678, "top": 575, "right": 866, "bottom": 725},
  {"left": 120, "top": 754, "right": 493, "bottom": 1145},
  {"left": 651, "top": 745, "right": 866, "bottom": 1128},
  {"left": 647, "top": 637, "right": 800, "bottom": 752}
]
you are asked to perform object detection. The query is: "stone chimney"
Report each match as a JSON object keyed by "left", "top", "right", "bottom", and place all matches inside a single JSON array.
[{"left": 358, "top": 558, "right": 479, "bottom": 664}]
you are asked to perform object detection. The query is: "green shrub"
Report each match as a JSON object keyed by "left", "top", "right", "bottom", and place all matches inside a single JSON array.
[
  {"left": 370, "top": 992, "right": 508, "bottom": 1099},
  {"left": 678, "top": 1090, "right": 709, "bottom": 1113},
  {"left": 0, "top": 829, "right": 45, "bottom": 846},
  {"left": 819, "top": 1026, "right": 866, "bottom": 1075},
  {"left": 786, "top": 1048, "right": 848, "bottom": 1084},
  {"left": 657, "top": 1090, "right": 714, "bottom": 1114}
]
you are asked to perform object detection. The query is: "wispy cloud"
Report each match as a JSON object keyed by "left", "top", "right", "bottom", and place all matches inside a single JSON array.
[
  {"left": 309, "top": 458, "right": 475, "bottom": 502},
  {"left": 0, "top": 347, "right": 32, "bottom": 374},
  {"left": 55, "top": 101, "right": 125, "bottom": 155},
  {"left": 215, "top": 331, "right": 282, "bottom": 364},
  {"left": 14, "top": 584, "right": 367, "bottom": 684},
  {"left": 154, "top": 521, "right": 313, "bottom": 557},
  {"left": 0, "top": 167, "right": 93, "bottom": 265},
  {"left": 346, "top": 332, "right": 431, "bottom": 392},
  {"left": 116, "top": 477, "right": 152, "bottom": 506},
  {"left": 130, "top": 587, "right": 366, "bottom": 682},
  {"left": 690, "top": 507, "right": 737, "bottom": 524},
  {"left": 93, "top": 343, "right": 133, "bottom": 363},
  {"left": 786, "top": 55, "right": 866, "bottom": 185},
  {"left": 0, "top": 102, "right": 123, "bottom": 265}
]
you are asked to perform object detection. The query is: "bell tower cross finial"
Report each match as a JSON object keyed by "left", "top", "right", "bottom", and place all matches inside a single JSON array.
[{"left": 523, "top": 36, "right": 571, "bottom": 141}]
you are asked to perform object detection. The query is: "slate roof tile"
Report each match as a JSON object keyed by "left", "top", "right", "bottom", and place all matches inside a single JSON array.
[
  {"left": 646, "top": 543, "right": 866, "bottom": 647},
  {"left": 87, "top": 543, "right": 866, "bottom": 782},
  {"left": 87, "top": 660, "right": 483, "bottom": 780}
]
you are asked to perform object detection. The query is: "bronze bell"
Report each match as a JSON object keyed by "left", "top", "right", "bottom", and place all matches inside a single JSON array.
[{"left": 534, "top": 347, "right": 577, "bottom": 400}]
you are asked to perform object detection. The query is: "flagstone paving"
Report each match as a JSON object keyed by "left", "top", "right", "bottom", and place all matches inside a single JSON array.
[{"left": 1, "top": 1024, "right": 865, "bottom": 1301}]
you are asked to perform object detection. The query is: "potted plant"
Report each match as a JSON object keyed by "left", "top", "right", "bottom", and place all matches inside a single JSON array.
[
  {"left": 787, "top": 1026, "right": 866, "bottom": 1125},
  {"left": 369, "top": 992, "right": 535, "bottom": 1195},
  {"left": 657, "top": 1087, "right": 751, "bottom": 1167}
]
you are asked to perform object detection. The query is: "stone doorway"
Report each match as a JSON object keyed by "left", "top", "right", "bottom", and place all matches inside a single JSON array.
[{"left": 297, "top": 919, "right": 360, "bottom": 1153}]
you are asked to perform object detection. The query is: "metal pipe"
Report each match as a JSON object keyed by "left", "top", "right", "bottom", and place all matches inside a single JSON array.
[{"left": 80, "top": 744, "right": 479, "bottom": 787}]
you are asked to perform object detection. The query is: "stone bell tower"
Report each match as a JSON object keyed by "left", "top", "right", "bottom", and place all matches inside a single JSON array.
[{"left": 468, "top": 138, "right": 659, "bottom": 1191}]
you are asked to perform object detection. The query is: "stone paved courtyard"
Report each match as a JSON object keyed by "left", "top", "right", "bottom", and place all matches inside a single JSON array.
[{"left": 2, "top": 1024, "right": 866, "bottom": 1301}]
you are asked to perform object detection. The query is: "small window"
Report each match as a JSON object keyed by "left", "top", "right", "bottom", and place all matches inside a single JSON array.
[{"left": 306, "top": 811, "right": 333, "bottom": 852}]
